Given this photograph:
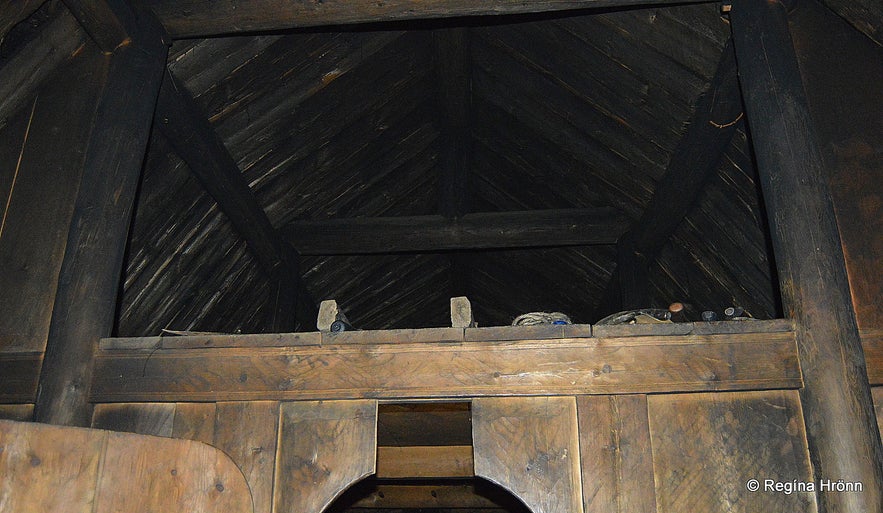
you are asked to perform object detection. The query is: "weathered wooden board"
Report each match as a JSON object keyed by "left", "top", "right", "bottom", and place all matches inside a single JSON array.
[
  {"left": 378, "top": 402, "right": 472, "bottom": 446},
  {"left": 0, "top": 419, "right": 104, "bottom": 512},
  {"left": 874, "top": 387, "right": 883, "bottom": 442},
  {"left": 0, "top": 352, "right": 41, "bottom": 402},
  {"left": 351, "top": 483, "right": 502, "bottom": 509},
  {"left": 274, "top": 400, "right": 377, "bottom": 513},
  {"left": 0, "top": 419, "right": 253, "bottom": 513},
  {"left": 172, "top": 402, "right": 217, "bottom": 444},
  {"left": 0, "top": 403, "right": 33, "bottom": 421},
  {"left": 865, "top": 329, "right": 883, "bottom": 385},
  {"left": 95, "top": 430, "right": 253, "bottom": 513},
  {"left": 473, "top": 396, "right": 582, "bottom": 513},
  {"left": 213, "top": 401, "right": 280, "bottom": 513},
  {"left": 578, "top": 395, "right": 656, "bottom": 513},
  {"left": 91, "top": 402, "right": 176, "bottom": 436},
  {"left": 376, "top": 445, "right": 474, "bottom": 478},
  {"left": 142, "top": 0, "right": 713, "bottom": 38},
  {"left": 0, "top": 47, "right": 104, "bottom": 355},
  {"left": 648, "top": 391, "right": 816, "bottom": 513},
  {"left": 92, "top": 332, "right": 801, "bottom": 402}
]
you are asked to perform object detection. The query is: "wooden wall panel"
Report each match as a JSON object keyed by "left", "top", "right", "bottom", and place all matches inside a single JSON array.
[
  {"left": 0, "top": 419, "right": 104, "bottom": 512},
  {"left": 874, "top": 387, "right": 883, "bottom": 443},
  {"left": 172, "top": 402, "right": 217, "bottom": 444},
  {"left": 578, "top": 395, "right": 656, "bottom": 513},
  {"left": 473, "top": 396, "right": 582, "bottom": 513},
  {"left": 213, "top": 402, "right": 280, "bottom": 513},
  {"left": 648, "top": 390, "right": 817, "bottom": 513},
  {"left": 1, "top": 419, "right": 253, "bottom": 513},
  {"left": 274, "top": 400, "right": 377, "bottom": 513}
]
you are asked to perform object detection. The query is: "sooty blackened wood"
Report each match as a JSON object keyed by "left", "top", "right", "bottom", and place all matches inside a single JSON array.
[
  {"left": 282, "top": 208, "right": 628, "bottom": 255},
  {"left": 730, "top": 0, "right": 883, "bottom": 510},
  {"left": 34, "top": 27, "right": 167, "bottom": 426},
  {"left": 155, "top": 69, "right": 316, "bottom": 331},
  {"left": 142, "top": 0, "right": 714, "bottom": 39},
  {"left": 601, "top": 39, "right": 742, "bottom": 313}
]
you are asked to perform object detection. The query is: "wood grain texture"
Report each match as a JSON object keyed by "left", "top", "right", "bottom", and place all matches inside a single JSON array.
[
  {"left": 874, "top": 388, "right": 883, "bottom": 442},
  {"left": 92, "top": 331, "right": 801, "bottom": 402},
  {"left": 213, "top": 401, "right": 280, "bottom": 513},
  {"left": 141, "top": 0, "right": 713, "bottom": 38},
  {"left": 172, "top": 402, "right": 216, "bottom": 444},
  {"left": 34, "top": 21, "right": 167, "bottom": 426},
  {"left": 0, "top": 419, "right": 253, "bottom": 513},
  {"left": 578, "top": 395, "right": 656, "bottom": 513},
  {"left": 731, "top": 1, "right": 883, "bottom": 509},
  {"left": 350, "top": 483, "right": 502, "bottom": 509},
  {"left": 378, "top": 402, "right": 472, "bottom": 446},
  {"left": 95, "top": 430, "right": 253, "bottom": 513},
  {"left": 864, "top": 330, "right": 883, "bottom": 386},
  {"left": 473, "top": 396, "right": 582, "bottom": 513},
  {"left": 0, "top": 419, "right": 104, "bottom": 513},
  {"left": 648, "top": 391, "right": 816, "bottom": 513},
  {"left": 274, "top": 400, "right": 377, "bottom": 513},
  {"left": 376, "top": 445, "right": 474, "bottom": 478},
  {"left": 281, "top": 209, "right": 629, "bottom": 254},
  {"left": 0, "top": 46, "right": 104, "bottom": 355}
]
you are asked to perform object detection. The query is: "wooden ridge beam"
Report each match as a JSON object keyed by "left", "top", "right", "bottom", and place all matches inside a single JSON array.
[
  {"left": 598, "top": 38, "right": 743, "bottom": 314},
  {"left": 90, "top": 321, "right": 801, "bottom": 402},
  {"left": 155, "top": 69, "right": 317, "bottom": 331},
  {"left": 730, "top": 0, "right": 883, "bottom": 510},
  {"left": 281, "top": 208, "right": 629, "bottom": 255},
  {"left": 0, "top": 0, "right": 45, "bottom": 44},
  {"left": 140, "top": 0, "right": 717, "bottom": 39}
]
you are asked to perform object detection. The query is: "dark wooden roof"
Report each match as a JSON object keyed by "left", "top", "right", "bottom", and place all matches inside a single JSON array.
[{"left": 4, "top": 0, "right": 877, "bottom": 334}]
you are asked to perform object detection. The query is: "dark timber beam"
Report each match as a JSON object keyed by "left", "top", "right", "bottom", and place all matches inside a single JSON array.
[
  {"left": 281, "top": 209, "right": 629, "bottom": 255},
  {"left": 433, "top": 27, "right": 473, "bottom": 298},
  {"left": 34, "top": 2, "right": 167, "bottom": 426},
  {"left": 597, "top": 39, "right": 742, "bottom": 315},
  {"left": 155, "top": 69, "right": 317, "bottom": 332},
  {"left": 139, "top": 0, "right": 715, "bottom": 39},
  {"left": 0, "top": 0, "right": 45, "bottom": 43},
  {"left": 61, "top": 0, "right": 150, "bottom": 52},
  {"left": 730, "top": 1, "right": 883, "bottom": 511}
]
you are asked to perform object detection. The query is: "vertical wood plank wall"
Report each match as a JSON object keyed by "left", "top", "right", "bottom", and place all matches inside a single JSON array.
[{"left": 85, "top": 389, "right": 861, "bottom": 513}]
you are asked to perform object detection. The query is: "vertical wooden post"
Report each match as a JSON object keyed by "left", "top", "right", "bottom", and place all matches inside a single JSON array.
[
  {"left": 34, "top": 26, "right": 167, "bottom": 426},
  {"left": 729, "top": 1, "right": 883, "bottom": 511}
]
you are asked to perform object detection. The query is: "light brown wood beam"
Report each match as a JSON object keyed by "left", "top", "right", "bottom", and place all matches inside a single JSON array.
[
  {"left": 90, "top": 320, "right": 800, "bottom": 402},
  {"left": 730, "top": 0, "right": 883, "bottom": 509},
  {"left": 377, "top": 445, "right": 474, "bottom": 478},
  {"left": 140, "top": 0, "right": 716, "bottom": 39},
  {"left": 281, "top": 208, "right": 629, "bottom": 255}
]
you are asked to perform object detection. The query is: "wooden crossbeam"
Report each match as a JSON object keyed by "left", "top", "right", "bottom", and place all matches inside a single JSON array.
[
  {"left": 0, "top": 0, "right": 44, "bottom": 43},
  {"left": 90, "top": 321, "right": 801, "bottom": 402},
  {"left": 281, "top": 208, "right": 628, "bottom": 255},
  {"left": 155, "top": 69, "right": 317, "bottom": 331},
  {"left": 597, "top": 39, "right": 742, "bottom": 314},
  {"left": 140, "top": 0, "right": 717, "bottom": 39}
]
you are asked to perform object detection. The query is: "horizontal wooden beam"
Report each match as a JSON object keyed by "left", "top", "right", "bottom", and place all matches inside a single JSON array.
[
  {"left": 91, "top": 321, "right": 801, "bottom": 402},
  {"left": 377, "top": 445, "right": 474, "bottom": 478},
  {"left": 282, "top": 208, "right": 629, "bottom": 255},
  {"left": 351, "top": 484, "right": 503, "bottom": 509},
  {"left": 141, "top": 0, "right": 716, "bottom": 39}
]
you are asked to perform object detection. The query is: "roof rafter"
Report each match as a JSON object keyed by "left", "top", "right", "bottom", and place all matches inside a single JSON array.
[{"left": 154, "top": 69, "right": 317, "bottom": 331}]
